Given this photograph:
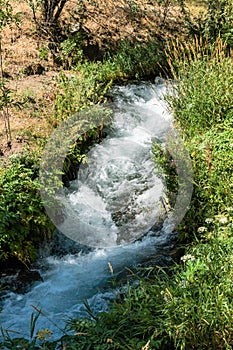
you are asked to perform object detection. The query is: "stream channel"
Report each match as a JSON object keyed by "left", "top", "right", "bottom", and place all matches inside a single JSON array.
[{"left": 0, "top": 80, "right": 179, "bottom": 340}]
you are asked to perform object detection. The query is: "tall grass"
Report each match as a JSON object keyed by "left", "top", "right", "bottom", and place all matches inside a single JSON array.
[
  {"left": 166, "top": 37, "right": 233, "bottom": 135},
  {"left": 165, "top": 38, "right": 233, "bottom": 237}
]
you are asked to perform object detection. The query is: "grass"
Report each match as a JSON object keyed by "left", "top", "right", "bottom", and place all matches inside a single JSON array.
[{"left": 165, "top": 38, "right": 233, "bottom": 238}]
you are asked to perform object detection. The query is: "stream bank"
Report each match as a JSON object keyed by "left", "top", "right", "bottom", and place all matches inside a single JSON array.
[{"left": 0, "top": 80, "right": 180, "bottom": 340}]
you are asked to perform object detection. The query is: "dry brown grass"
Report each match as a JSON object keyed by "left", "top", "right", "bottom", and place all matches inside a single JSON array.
[
  {"left": 1, "top": 0, "right": 184, "bottom": 76},
  {"left": 0, "top": 0, "right": 195, "bottom": 157},
  {"left": 165, "top": 36, "right": 231, "bottom": 78},
  {"left": 0, "top": 1, "right": 56, "bottom": 156}
]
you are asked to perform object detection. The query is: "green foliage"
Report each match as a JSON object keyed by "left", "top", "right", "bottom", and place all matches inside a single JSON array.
[
  {"left": 166, "top": 41, "right": 233, "bottom": 236},
  {"left": 127, "top": 0, "right": 140, "bottom": 15},
  {"left": 181, "top": 121, "right": 233, "bottom": 234},
  {"left": 54, "top": 40, "right": 165, "bottom": 121},
  {"left": 38, "top": 45, "right": 49, "bottom": 61},
  {"left": 152, "top": 143, "right": 179, "bottom": 207},
  {"left": 112, "top": 40, "right": 165, "bottom": 78},
  {"left": 178, "top": 0, "right": 233, "bottom": 47},
  {"left": 0, "top": 83, "right": 23, "bottom": 110},
  {"left": 204, "top": 0, "right": 233, "bottom": 46},
  {"left": 53, "top": 62, "right": 112, "bottom": 122},
  {"left": 0, "top": 0, "right": 20, "bottom": 31},
  {"left": 167, "top": 57, "right": 233, "bottom": 135},
  {"left": 49, "top": 36, "right": 233, "bottom": 350},
  {"left": 0, "top": 152, "right": 54, "bottom": 262},
  {"left": 60, "top": 32, "right": 84, "bottom": 68}
]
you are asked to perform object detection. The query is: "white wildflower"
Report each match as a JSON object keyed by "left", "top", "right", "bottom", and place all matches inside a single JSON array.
[
  {"left": 218, "top": 217, "right": 228, "bottom": 224},
  {"left": 181, "top": 254, "right": 195, "bottom": 263},
  {"left": 197, "top": 226, "right": 207, "bottom": 233},
  {"left": 226, "top": 207, "right": 233, "bottom": 212},
  {"left": 205, "top": 218, "right": 213, "bottom": 224}
]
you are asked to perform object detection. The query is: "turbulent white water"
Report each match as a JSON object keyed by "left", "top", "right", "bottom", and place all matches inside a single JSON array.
[{"left": 0, "top": 81, "right": 174, "bottom": 340}]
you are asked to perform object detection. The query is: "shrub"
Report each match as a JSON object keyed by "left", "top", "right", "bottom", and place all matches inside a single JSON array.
[
  {"left": 0, "top": 152, "right": 54, "bottom": 262},
  {"left": 54, "top": 40, "right": 165, "bottom": 122},
  {"left": 178, "top": 0, "right": 233, "bottom": 48}
]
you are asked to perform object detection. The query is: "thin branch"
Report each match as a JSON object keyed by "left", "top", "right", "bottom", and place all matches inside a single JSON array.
[{"left": 0, "top": 38, "right": 12, "bottom": 145}]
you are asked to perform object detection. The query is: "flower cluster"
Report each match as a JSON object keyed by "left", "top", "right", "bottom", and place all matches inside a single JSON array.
[
  {"left": 215, "top": 215, "right": 228, "bottom": 224},
  {"left": 197, "top": 226, "right": 207, "bottom": 233},
  {"left": 205, "top": 218, "right": 213, "bottom": 224},
  {"left": 181, "top": 254, "right": 195, "bottom": 263}
]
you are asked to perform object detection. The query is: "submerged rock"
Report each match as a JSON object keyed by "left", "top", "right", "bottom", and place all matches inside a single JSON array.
[
  {"left": 16, "top": 269, "right": 43, "bottom": 294},
  {"left": 0, "top": 261, "right": 43, "bottom": 298}
]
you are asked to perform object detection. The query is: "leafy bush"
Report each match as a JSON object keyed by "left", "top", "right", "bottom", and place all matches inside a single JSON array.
[
  {"left": 178, "top": 0, "right": 233, "bottom": 47},
  {"left": 53, "top": 61, "right": 113, "bottom": 122},
  {"left": 111, "top": 40, "right": 165, "bottom": 78},
  {"left": 204, "top": 0, "right": 233, "bottom": 46},
  {"left": 0, "top": 152, "right": 54, "bottom": 262}
]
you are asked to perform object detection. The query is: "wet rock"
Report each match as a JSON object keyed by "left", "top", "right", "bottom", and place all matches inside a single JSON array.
[
  {"left": 0, "top": 258, "right": 43, "bottom": 297},
  {"left": 16, "top": 269, "right": 43, "bottom": 293},
  {"left": 44, "top": 230, "right": 92, "bottom": 257}
]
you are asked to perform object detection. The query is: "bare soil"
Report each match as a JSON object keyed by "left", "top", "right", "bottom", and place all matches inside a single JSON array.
[{"left": 0, "top": 0, "right": 198, "bottom": 158}]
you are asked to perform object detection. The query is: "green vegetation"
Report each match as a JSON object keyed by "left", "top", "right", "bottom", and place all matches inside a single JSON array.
[
  {"left": 0, "top": 0, "right": 233, "bottom": 349},
  {"left": 0, "top": 34, "right": 166, "bottom": 263},
  {"left": 165, "top": 38, "right": 233, "bottom": 239},
  {"left": 179, "top": 0, "right": 233, "bottom": 47},
  {"left": 0, "top": 152, "right": 54, "bottom": 262},
  {"left": 42, "top": 39, "right": 233, "bottom": 350},
  {"left": 54, "top": 39, "right": 165, "bottom": 122}
]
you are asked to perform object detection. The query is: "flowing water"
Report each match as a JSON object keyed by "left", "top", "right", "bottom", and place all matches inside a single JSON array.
[{"left": 0, "top": 80, "right": 175, "bottom": 339}]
